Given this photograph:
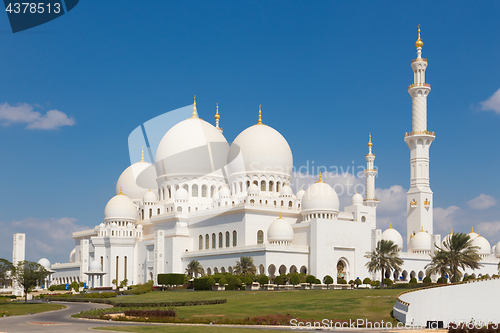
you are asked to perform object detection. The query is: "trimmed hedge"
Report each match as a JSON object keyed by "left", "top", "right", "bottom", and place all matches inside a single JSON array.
[
  {"left": 124, "top": 310, "right": 176, "bottom": 318},
  {"left": 46, "top": 296, "right": 227, "bottom": 307},
  {"left": 193, "top": 276, "right": 241, "bottom": 290},
  {"left": 158, "top": 274, "right": 185, "bottom": 286}
]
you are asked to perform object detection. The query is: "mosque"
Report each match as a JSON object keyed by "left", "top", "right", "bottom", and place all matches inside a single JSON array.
[{"left": 32, "top": 28, "right": 500, "bottom": 288}]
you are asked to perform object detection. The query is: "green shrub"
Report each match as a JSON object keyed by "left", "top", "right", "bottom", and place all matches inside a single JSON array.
[
  {"left": 492, "top": 274, "right": 499, "bottom": 279},
  {"left": 218, "top": 277, "right": 227, "bottom": 285},
  {"left": 354, "top": 278, "right": 362, "bottom": 286},
  {"left": 438, "top": 276, "right": 448, "bottom": 283},
  {"left": 274, "top": 275, "right": 286, "bottom": 285},
  {"left": 258, "top": 274, "right": 269, "bottom": 285},
  {"left": 193, "top": 277, "right": 211, "bottom": 290},
  {"left": 348, "top": 280, "right": 354, "bottom": 284},
  {"left": 49, "top": 284, "right": 67, "bottom": 291},
  {"left": 383, "top": 278, "right": 393, "bottom": 287},
  {"left": 323, "top": 275, "right": 333, "bottom": 285},
  {"left": 423, "top": 276, "right": 432, "bottom": 283},
  {"left": 362, "top": 277, "right": 371, "bottom": 285},
  {"left": 241, "top": 276, "right": 253, "bottom": 285},
  {"left": 158, "top": 274, "right": 186, "bottom": 286},
  {"left": 207, "top": 277, "right": 216, "bottom": 287},
  {"left": 289, "top": 273, "right": 300, "bottom": 286},
  {"left": 370, "top": 280, "right": 380, "bottom": 287},
  {"left": 314, "top": 279, "right": 321, "bottom": 284},
  {"left": 409, "top": 277, "right": 417, "bottom": 284},
  {"left": 225, "top": 276, "right": 242, "bottom": 290},
  {"left": 305, "top": 275, "right": 316, "bottom": 285},
  {"left": 337, "top": 278, "right": 347, "bottom": 284}
]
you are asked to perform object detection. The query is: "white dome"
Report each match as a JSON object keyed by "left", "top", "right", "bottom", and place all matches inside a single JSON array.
[
  {"left": 247, "top": 183, "right": 259, "bottom": 196},
  {"left": 99, "top": 222, "right": 105, "bottom": 228},
  {"left": 143, "top": 189, "right": 157, "bottom": 203},
  {"left": 495, "top": 241, "right": 500, "bottom": 258},
  {"left": 175, "top": 187, "right": 189, "bottom": 201},
  {"left": 301, "top": 180, "right": 339, "bottom": 213},
  {"left": 104, "top": 193, "right": 137, "bottom": 220},
  {"left": 89, "top": 260, "right": 102, "bottom": 272},
  {"left": 296, "top": 188, "right": 305, "bottom": 201},
  {"left": 352, "top": 192, "right": 363, "bottom": 205},
  {"left": 441, "top": 231, "right": 453, "bottom": 249},
  {"left": 116, "top": 161, "right": 158, "bottom": 201},
  {"left": 280, "top": 185, "right": 293, "bottom": 197},
  {"left": 471, "top": 235, "right": 491, "bottom": 256},
  {"left": 69, "top": 249, "right": 76, "bottom": 263},
  {"left": 38, "top": 258, "right": 51, "bottom": 270},
  {"left": 219, "top": 186, "right": 231, "bottom": 198},
  {"left": 155, "top": 118, "right": 229, "bottom": 178},
  {"left": 410, "top": 230, "right": 432, "bottom": 253},
  {"left": 267, "top": 216, "right": 294, "bottom": 243},
  {"left": 137, "top": 224, "right": 143, "bottom": 230},
  {"left": 227, "top": 124, "right": 293, "bottom": 178},
  {"left": 381, "top": 225, "right": 403, "bottom": 251},
  {"left": 468, "top": 229, "right": 478, "bottom": 240}
]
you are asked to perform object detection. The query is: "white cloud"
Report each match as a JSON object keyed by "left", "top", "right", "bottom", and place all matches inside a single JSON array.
[
  {"left": 467, "top": 194, "right": 497, "bottom": 210},
  {"left": 433, "top": 206, "right": 461, "bottom": 234},
  {"left": 480, "top": 88, "right": 500, "bottom": 114},
  {"left": 0, "top": 102, "right": 75, "bottom": 130},
  {"left": 0, "top": 217, "right": 89, "bottom": 263}
]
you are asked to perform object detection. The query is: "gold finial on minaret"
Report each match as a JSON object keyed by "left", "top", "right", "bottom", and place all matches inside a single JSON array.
[
  {"left": 141, "top": 146, "right": 144, "bottom": 162},
  {"left": 215, "top": 103, "right": 220, "bottom": 120},
  {"left": 415, "top": 24, "right": 423, "bottom": 48},
  {"left": 450, "top": 228, "right": 453, "bottom": 234},
  {"left": 368, "top": 133, "right": 373, "bottom": 147},
  {"left": 257, "top": 104, "right": 263, "bottom": 125},
  {"left": 192, "top": 95, "right": 198, "bottom": 118},
  {"left": 389, "top": 222, "right": 392, "bottom": 229},
  {"left": 472, "top": 226, "right": 474, "bottom": 233},
  {"left": 119, "top": 187, "right": 124, "bottom": 195}
]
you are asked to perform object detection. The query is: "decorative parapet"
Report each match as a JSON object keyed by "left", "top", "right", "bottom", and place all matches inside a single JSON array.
[
  {"left": 411, "top": 58, "right": 427, "bottom": 63},
  {"left": 405, "top": 131, "right": 435, "bottom": 137},
  {"left": 408, "top": 83, "right": 431, "bottom": 89},
  {"left": 424, "top": 200, "right": 431, "bottom": 206}
]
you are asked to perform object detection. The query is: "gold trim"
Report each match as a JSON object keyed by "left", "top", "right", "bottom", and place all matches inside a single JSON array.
[
  {"left": 215, "top": 103, "right": 220, "bottom": 120},
  {"left": 415, "top": 24, "right": 423, "bottom": 48},
  {"left": 141, "top": 147, "right": 144, "bottom": 162},
  {"left": 119, "top": 187, "right": 124, "bottom": 195},
  {"left": 192, "top": 95, "right": 198, "bottom": 118},
  {"left": 257, "top": 104, "right": 263, "bottom": 125},
  {"left": 315, "top": 172, "right": 324, "bottom": 183}
]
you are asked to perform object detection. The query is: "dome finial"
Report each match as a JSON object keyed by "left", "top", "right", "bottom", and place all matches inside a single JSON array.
[
  {"left": 279, "top": 211, "right": 282, "bottom": 219},
  {"left": 472, "top": 226, "right": 474, "bottom": 233},
  {"left": 316, "top": 172, "right": 324, "bottom": 183},
  {"left": 192, "top": 95, "right": 198, "bottom": 118},
  {"left": 415, "top": 24, "right": 423, "bottom": 49},
  {"left": 119, "top": 187, "right": 124, "bottom": 195},
  {"left": 478, "top": 230, "right": 481, "bottom": 237},
  {"left": 141, "top": 146, "right": 144, "bottom": 162},
  {"left": 257, "top": 104, "right": 263, "bottom": 125},
  {"left": 450, "top": 227, "right": 453, "bottom": 234},
  {"left": 215, "top": 103, "right": 220, "bottom": 120},
  {"left": 421, "top": 225, "right": 424, "bottom": 232},
  {"left": 389, "top": 222, "right": 392, "bottom": 229}
]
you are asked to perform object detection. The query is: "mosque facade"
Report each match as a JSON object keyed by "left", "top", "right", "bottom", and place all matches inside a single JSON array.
[{"left": 37, "top": 29, "right": 500, "bottom": 288}]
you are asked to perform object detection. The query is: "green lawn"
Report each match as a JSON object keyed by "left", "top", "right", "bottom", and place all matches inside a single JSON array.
[
  {"left": 98, "top": 289, "right": 399, "bottom": 323},
  {"left": 94, "top": 325, "right": 291, "bottom": 333},
  {"left": 0, "top": 302, "right": 65, "bottom": 316}
]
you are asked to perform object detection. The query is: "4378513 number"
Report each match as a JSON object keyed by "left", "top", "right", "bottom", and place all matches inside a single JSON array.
[{"left": 5, "top": 2, "right": 61, "bottom": 14}]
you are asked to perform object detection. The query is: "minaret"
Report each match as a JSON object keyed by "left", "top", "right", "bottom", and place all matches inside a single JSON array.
[
  {"left": 215, "top": 103, "right": 222, "bottom": 133},
  {"left": 364, "top": 134, "right": 379, "bottom": 208},
  {"left": 405, "top": 25, "right": 435, "bottom": 245}
]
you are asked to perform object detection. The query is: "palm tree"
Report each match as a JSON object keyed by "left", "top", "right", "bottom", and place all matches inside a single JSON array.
[
  {"left": 185, "top": 260, "right": 204, "bottom": 278},
  {"left": 437, "top": 232, "right": 482, "bottom": 283},
  {"left": 365, "top": 240, "right": 403, "bottom": 288},
  {"left": 425, "top": 250, "right": 451, "bottom": 283},
  {"left": 234, "top": 256, "right": 256, "bottom": 276}
]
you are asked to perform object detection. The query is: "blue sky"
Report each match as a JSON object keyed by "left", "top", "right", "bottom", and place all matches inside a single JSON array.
[{"left": 0, "top": 1, "right": 499, "bottom": 263}]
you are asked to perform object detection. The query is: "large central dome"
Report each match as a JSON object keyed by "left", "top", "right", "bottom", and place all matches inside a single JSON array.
[{"left": 155, "top": 117, "right": 229, "bottom": 179}]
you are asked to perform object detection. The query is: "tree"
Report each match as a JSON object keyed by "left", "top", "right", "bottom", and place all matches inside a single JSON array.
[
  {"left": 258, "top": 274, "right": 269, "bottom": 285},
  {"left": 438, "top": 232, "right": 482, "bottom": 283},
  {"left": 425, "top": 250, "right": 451, "bottom": 283},
  {"left": 365, "top": 240, "right": 403, "bottom": 289},
  {"left": 119, "top": 279, "right": 128, "bottom": 288},
  {"left": 112, "top": 279, "right": 118, "bottom": 289},
  {"left": 362, "top": 277, "right": 371, "bottom": 285},
  {"left": 0, "top": 259, "right": 13, "bottom": 288},
  {"left": 234, "top": 256, "right": 256, "bottom": 276},
  {"left": 289, "top": 273, "right": 300, "bottom": 286},
  {"left": 305, "top": 274, "right": 316, "bottom": 286},
  {"left": 323, "top": 275, "right": 334, "bottom": 287},
  {"left": 12, "top": 261, "right": 49, "bottom": 304},
  {"left": 185, "top": 260, "right": 204, "bottom": 278}
]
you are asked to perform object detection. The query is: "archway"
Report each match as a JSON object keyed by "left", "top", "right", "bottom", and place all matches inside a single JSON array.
[
  {"left": 290, "top": 265, "right": 297, "bottom": 273},
  {"left": 206, "top": 268, "right": 211, "bottom": 275},
  {"left": 279, "top": 265, "right": 287, "bottom": 275},
  {"left": 259, "top": 264, "right": 265, "bottom": 275},
  {"left": 300, "top": 266, "right": 307, "bottom": 274},
  {"left": 410, "top": 271, "right": 416, "bottom": 279},
  {"left": 418, "top": 271, "right": 424, "bottom": 281},
  {"left": 268, "top": 264, "right": 276, "bottom": 279},
  {"left": 402, "top": 270, "right": 408, "bottom": 281},
  {"left": 337, "top": 259, "right": 348, "bottom": 281},
  {"left": 228, "top": 266, "right": 233, "bottom": 274}
]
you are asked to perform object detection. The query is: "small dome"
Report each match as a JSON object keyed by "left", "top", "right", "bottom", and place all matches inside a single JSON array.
[
  {"left": 116, "top": 161, "right": 158, "bottom": 201},
  {"left": 468, "top": 229, "right": 478, "bottom": 240},
  {"left": 247, "top": 183, "right": 259, "bottom": 196},
  {"left": 410, "top": 230, "right": 432, "bottom": 253},
  {"left": 89, "top": 260, "right": 102, "bottom": 272},
  {"left": 495, "top": 241, "right": 500, "bottom": 258},
  {"left": 69, "top": 249, "right": 76, "bottom": 263},
  {"left": 301, "top": 180, "right": 339, "bottom": 213},
  {"left": 296, "top": 188, "right": 305, "bottom": 201},
  {"left": 137, "top": 224, "right": 143, "bottom": 230},
  {"left": 267, "top": 216, "right": 294, "bottom": 243},
  {"left": 381, "top": 225, "right": 403, "bottom": 251},
  {"left": 471, "top": 235, "right": 491, "bottom": 256},
  {"left": 99, "top": 222, "right": 105, "bottom": 228},
  {"left": 219, "top": 186, "right": 231, "bottom": 198},
  {"left": 352, "top": 192, "right": 364, "bottom": 205},
  {"left": 143, "top": 189, "right": 157, "bottom": 203},
  {"left": 441, "top": 232, "right": 453, "bottom": 249},
  {"left": 280, "top": 185, "right": 293, "bottom": 197},
  {"left": 111, "top": 222, "right": 117, "bottom": 227},
  {"left": 175, "top": 187, "right": 189, "bottom": 201},
  {"left": 104, "top": 193, "right": 137, "bottom": 220},
  {"left": 38, "top": 258, "right": 51, "bottom": 270}
]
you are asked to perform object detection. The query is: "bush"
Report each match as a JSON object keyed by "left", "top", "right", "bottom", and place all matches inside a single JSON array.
[
  {"left": 337, "top": 278, "right": 347, "bottom": 284},
  {"left": 362, "top": 277, "right": 371, "bottom": 285},
  {"left": 123, "top": 282, "right": 153, "bottom": 295},
  {"left": 207, "top": 277, "right": 216, "bottom": 287},
  {"left": 314, "top": 279, "right": 321, "bottom": 284},
  {"left": 438, "top": 276, "right": 448, "bottom": 284},
  {"left": 274, "top": 275, "right": 286, "bottom": 285},
  {"left": 123, "top": 310, "right": 175, "bottom": 318},
  {"left": 258, "top": 275, "right": 269, "bottom": 285},
  {"left": 289, "top": 273, "right": 300, "bottom": 286},
  {"left": 218, "top": 277, "right": 227, "bottom": 285},
  {"left": 193, "top": 277, "right": 211, "bottom": 290},
  {"left": 354, "top": 278, "right": 362, "bottom": 286},
  {"left": 158, "top": 274, "right": 186, "bottom": 286},
  {"left": 383, "top": 278, "right": 393, "bottom": 287},
  {"left": 423, "top": 276, "right": 432, "bottom": 283},
  {"left": 305, "top": 275, "right": 316, "bottom": 285},
  {"left": 224, "top": 276, "right": 242, "bottom": 290},
  {"left": 241, "top": 276, "right": 253, "bottom": 285},
  {"left": 48, "top": 284, "right": 67, "bottom": 291},
  {"left": 323, "top": 275, "right": 333, "bottom": 285},
  {"left": 370, "top": 280, "right": 380, "bottom": 287},
  {"left": 348, "top": 280, "right": 354, "bottom": 284},
  {"left": 409, "top": 277, "right": 417, "bottom": 284}
]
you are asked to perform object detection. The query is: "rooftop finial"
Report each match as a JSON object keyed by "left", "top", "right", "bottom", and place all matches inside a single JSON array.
[
  {"left": 389, "top": 222, "right": 392, "bottom": 229},
  {"left": 192, "top": 95, "right": 198, "bottom": 118},
  {"left": 279, "top": 211, "right": 282, "bottom": 219},
  {"left": 119, "top": 187, "right": 123, "bottom": 195},
  {"left": 472, "top": 226, "right": 474, "bottom": 233},
  {"left": 421, "top": 225, "right": 424, "bottom": 232},
  {"left": 415, "top": 24, "right": 423, "bottom": 49},
  {"left": 450, "top": 227, "right": 453, "bottom": 234},
  {"left": 141, "top": 146, "right": 144, "bottom": 162},
  {"left": 215, "top": 103, "right": 220, "bottom": 120},
  {"left": 257, "top": 104, "right": 263, "bottom": 125},
  {"left": 316, "top": 172, "right": 324, "bottom": 183}
]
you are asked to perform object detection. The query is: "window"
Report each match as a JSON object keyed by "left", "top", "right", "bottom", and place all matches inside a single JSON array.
[
  {"left": 157, "top": 208, "right": 160, "bottom": 215},
  {"left": 225, "top": 231, "right": 230, "bottom": 247},
  {"left": 211, "top": 185, "right": 216, "bottom": 198},
  {"left": 183, "top": 184, "right": 189, "bottom": 192},
  {"left": 261, "top": 180, "right": 266, "bottom": 191},
  {"left": 219, "top": 232, "right": 223, "bottom": 248},
  {"left": 246, "top": 181, "right": 250, "bottom": 190},
  {"left": 149, "top": 209, "right": 152, "bottom": 218},
  {"left": 205, "top": 234, "right": 209, "bottom": 249},
  {"left": 253, "top": 180, "right": 258, "bottom": 186},
  {"left": 257, "top": 230, "right": 264, "bottom": 244},
  {"left": 177, "top": 206, "right": 182, "bottom": 212},
  {"left": 201, "top": 185, "right": 207, "bottom": 197},
  {"left": 276, "top": 181, "right": 280, "bottom": 192},
  {"left": 232, "top": 230, "right": 237, "bottom": 247},
  {"left": 269, "top": 181, "right": 274, "bottom": 192},
  {"left": 199, "top": 235, "right": 203, "bottom": 250},
  {"left": 212, "top": 233, "right": 216, "bottom": 249},
  {"left": 192, "top": 184, "right": 198, "bottom": 197},
  {"left": 239, "top": 182, "right": 243, "bottom": 193}
]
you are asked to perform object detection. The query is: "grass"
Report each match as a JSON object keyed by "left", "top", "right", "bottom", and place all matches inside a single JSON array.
[
  {"left": 81, "top": 289, "right": 399, "bottom": 323},
  {"left": 94, "top": 326, "right": 292, "bottom": 333},
  {"left": 0, "top": 302, "right": 65, "bottom": 316}
]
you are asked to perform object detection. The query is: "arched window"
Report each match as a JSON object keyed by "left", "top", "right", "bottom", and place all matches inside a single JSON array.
[
  {"left": 246, "top": 181, "right": 250, "bottom": 190},
  {"left": 201, "top": 185, "right": 207, "bottom": 197},
  {"left": 218, "top": 232, "right": 223, "bottom": 248},
  {"left": 177, "top": 206, "right": 182, "bottom": 212},
  {"left": 192, "top": 184, "right": 198, "bottom": 197},
  {"left": 269, "top": 181, "right": 274, "bottom": 192},
  {"left": 212, "top": 233, "right": 216, "bottom": 249},
  {"left": 253, "top": 180, "right": 258, "bottom": 186},
  {"left": 199, "top": 235, "right": 203, "bottom": 250},
  {"left": 257, "top": 230, "right": 264, "bottom": 244},
  {"left": 232, "top": 230, "right": 237, "bottom": 247},
  {"left": 261, "top": 180, "right": 266, "bottom": 191},
  {"left": 276, "top": 181, "right": 280, "bottom": 192},
  {"left": 361, "top": 216, "right": 366, "bottom": 222},
  {"left": 211, "top": 185, "right": 216, "bottom": 198},
  {"left": 225, "top": 231, "right": 230, "bottom": 247},
  {"left": 205, "top": 234, "right": 209, "bottom": 249},
  {"left": 168, "top": 186, "right": 171, "bottom": 198},
  {"left": 149, "top": 209, "right": 152, "bottom": 218},
  {"left": 183, "top": 184, "right": 189, "bottom": 192},
  {"left": 141, "top": 210, "right": 144, "bottom": 220},
  {"left": 157, "top": 208, "right": 160, "bottom": 215},
  {"left": 239, "top": 182, "right": 243, "bottom": 193},
  {"left": 288, "top": 201, "right": 293, "bottom": 208}
]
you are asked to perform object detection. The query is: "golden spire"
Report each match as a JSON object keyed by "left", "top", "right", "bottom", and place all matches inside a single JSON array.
[
  {"left": 450, "top": 228, "right": 453, "bottom": 234},
  {"left": 215, "top": 103, "right": 220, "bottom": 120},
  {"left": 192, "top": 95, "right": 198, "bottom": 118},
  {"left": 141, "top": 146, "right": 144, "bottom": 162},
  {"left": 389, "top": 222, "right": 392, "bottom": 229},
  {"left": 257, "top": 104, "right": 263, "bottom": 125},
  {"left": 316, "top": 172, "right": 324, "bottom": 183},
  {"left": 479, "top": 230, "right": 481, "bottom": 237},
  {"left": 279, "top": 211, "right": 282, "bottom": 219},
  {"left": 368, "top": 133, "right": 373, "bottom": 147},
  {"left": 119, "top": 187, "right": 124, "bottom": 195},
  {"left": 415, "top": 24, "right": 423, "bottom": 48},
  {"left": 472, "top": 226, "right": 474, "bottom": 233},
  {"left": 421, "top": 225, "right": 424, "bottom": 232}
]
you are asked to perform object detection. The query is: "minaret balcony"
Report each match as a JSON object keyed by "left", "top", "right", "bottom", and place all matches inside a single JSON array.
[
  {"left": 411, "top": 58, "right": 427, "bottom": 63},
  {"left": 408, "top": 83, "right": 430, "bottom": 89},
  {"left": 404, "top": 131, "right": 435, "bottom": 138}
]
